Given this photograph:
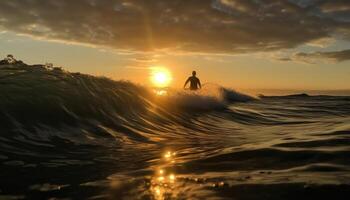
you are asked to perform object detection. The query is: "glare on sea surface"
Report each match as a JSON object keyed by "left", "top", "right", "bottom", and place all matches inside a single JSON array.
[
  {"left": 155, "top": 89, "right": 168, "bottom": 96},
  {"left": 150, "top": 150, "right": 178, "bottom": 200},
  {"left": 150, "top": 67, "right": 172, "bottom": 88}
]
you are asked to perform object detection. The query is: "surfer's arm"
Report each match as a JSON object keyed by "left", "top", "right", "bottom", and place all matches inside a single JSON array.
[
  {"left": 184, "top": 78, "right": 190, "bottom": 88},
  {"left": 198, "top": 79, "right": 202, "bottom": 89}
]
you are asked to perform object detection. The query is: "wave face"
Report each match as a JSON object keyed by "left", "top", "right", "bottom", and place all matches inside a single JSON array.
[{"left": 1, "top": 63, "right": 350, "bottom": 200}]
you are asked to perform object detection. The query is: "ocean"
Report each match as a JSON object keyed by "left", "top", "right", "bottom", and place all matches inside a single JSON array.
[{"left": 1, "top": 63, "right": 350, "bottom": 200}]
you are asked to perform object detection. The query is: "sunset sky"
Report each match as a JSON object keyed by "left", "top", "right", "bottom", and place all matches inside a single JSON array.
[{"left": 0, "top": 0, "right": 349, "bottom": 94}]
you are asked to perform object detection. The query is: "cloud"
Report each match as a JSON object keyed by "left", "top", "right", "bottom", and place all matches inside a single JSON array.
[
  {"left": 306, "top": 37, "right": 336, "bottom": 48},
  {"left": 124, "top": 65, "right": 150, "bottom": 70},
  {"left": 320, "top": 0, "right": 350, "bottom": 13},
  {"left": 131, "top": 55, "right": 158, "bottom": 64},
  {"left": 0, "top": 0, "right": 349, "bottom": 54},
  {"left": 288, "top": 49, "right": 350, "bottom": 63}
]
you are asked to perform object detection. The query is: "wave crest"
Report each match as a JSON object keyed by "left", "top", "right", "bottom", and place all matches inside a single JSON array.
[{"left": 156, "top": 83, "right": 254, "bottom": 111}]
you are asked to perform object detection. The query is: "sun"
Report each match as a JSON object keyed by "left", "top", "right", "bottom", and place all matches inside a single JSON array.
[{"left": 150, "top": 67, "right": 172, "bottom": 88}]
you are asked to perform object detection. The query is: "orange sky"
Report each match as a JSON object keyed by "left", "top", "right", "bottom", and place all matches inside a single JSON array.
[{"left": 0, "top": 0, "right": 350, "bottom": 95}]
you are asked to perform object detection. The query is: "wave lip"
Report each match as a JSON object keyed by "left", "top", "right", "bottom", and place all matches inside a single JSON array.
[
  {"left": 220, "top": 87, "right": 255, "bottom": 102},
  {"left": 160, "top": 84, "right": 255, "bottom": 111}
]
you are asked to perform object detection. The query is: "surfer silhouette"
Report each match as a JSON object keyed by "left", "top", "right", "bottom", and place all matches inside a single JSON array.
[{"left": 184, "top": 71, "right": 201, "bottom": 91}]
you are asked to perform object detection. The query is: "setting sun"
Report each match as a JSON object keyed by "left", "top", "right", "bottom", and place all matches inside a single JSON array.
[{"left": 150, "top": 67, "right": 172, "bottom": 88}]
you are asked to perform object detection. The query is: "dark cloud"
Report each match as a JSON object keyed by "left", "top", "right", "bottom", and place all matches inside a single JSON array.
[
  {"left": 0, "top": 0, "right": 349, "bottom": 53},
  {"left": 294, "top": 49, "right": 350, "bottom": 63},
  {"left": 320, "top": 0, "right": 350, "bottom": 13}
]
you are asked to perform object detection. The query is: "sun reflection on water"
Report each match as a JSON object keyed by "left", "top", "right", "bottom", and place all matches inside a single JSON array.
[
  {"left": 155, "top": 89, "right": 168, "bottom": 96},
  {"left": 150, "top": 150, "right": 177, "bottom": 200}
]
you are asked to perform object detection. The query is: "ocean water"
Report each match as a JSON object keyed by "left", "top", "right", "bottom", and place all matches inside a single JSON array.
[{"left": 1, "top": 63, "right": 350, "bottom": 200}]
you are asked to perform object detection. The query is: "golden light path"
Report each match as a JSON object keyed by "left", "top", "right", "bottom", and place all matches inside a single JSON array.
[
  {"left": 150, "top": 67, "right": 172, "bottom": 88},
  {"left": 150, "top": 150, "right": 177, "bottom": 200}
]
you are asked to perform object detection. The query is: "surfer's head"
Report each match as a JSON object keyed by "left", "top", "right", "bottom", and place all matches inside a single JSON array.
[{"left": 192, "top": 71, "right": 196, "bottom": 76}]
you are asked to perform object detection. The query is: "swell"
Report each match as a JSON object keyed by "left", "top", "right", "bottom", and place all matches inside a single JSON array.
[
  {"left": 179, "top": 147, "right": 350, "bottom": 173},
  {"left": 0, "top": 63, "right": 256, "bottom": 148},
  {"left": 1, "top": 62, "right": 350, "bottom": 164}
]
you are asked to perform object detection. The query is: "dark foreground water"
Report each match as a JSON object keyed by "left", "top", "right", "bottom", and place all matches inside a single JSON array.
[{"left": 1, "top": 63, "right": 350, "bottom": 200}]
